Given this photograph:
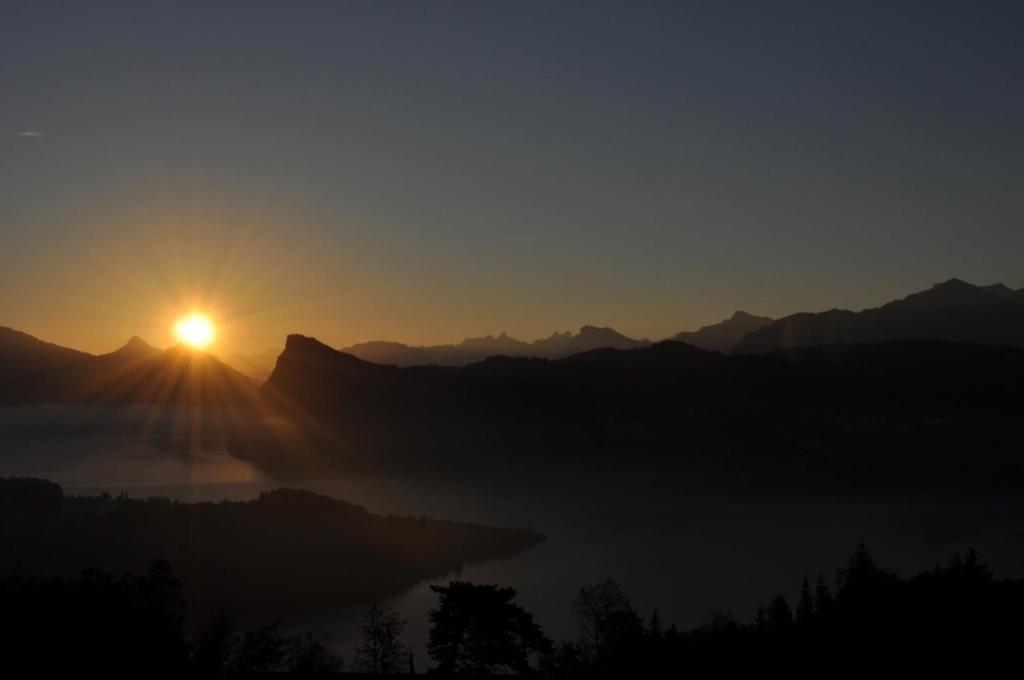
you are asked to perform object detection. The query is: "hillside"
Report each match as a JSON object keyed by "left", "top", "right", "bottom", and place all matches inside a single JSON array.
[
  {"left": 229, "top": 334, "right": 1024, "bottom": 493},
  {"left": 0, "top": 477, "right": 543, "bottom": 621},
  {"left": 0, "top": 329, "right": 256, "bottom": 406}
]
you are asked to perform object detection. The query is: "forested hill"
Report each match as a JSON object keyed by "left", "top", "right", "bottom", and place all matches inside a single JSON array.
[
  {"left": 0, "top": 477, "right": 543, "bottom": 621},
  {"left": 230, "top": 335, "right": 1024, "bottom": 493}
]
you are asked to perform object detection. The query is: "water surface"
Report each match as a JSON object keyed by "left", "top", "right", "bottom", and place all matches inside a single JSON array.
[{"left": 3, "top": 405, "right": 1023, "bottom": 662}]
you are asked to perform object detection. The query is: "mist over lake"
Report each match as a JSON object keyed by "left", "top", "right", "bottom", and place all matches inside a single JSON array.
[
  {"left": 0, "top": 405, "right": 264, "bottom": 500},
  {"left": 6, "top": 404, "right": 1024, "bottom": 659}
]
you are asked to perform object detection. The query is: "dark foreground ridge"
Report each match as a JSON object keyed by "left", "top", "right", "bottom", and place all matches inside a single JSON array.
[
  {"left": 0, "top": 477, "right": 544, "bottom": 621},
  {"left": 2, "top": 540, "right": 1020, "bottom": 673},
  {"left": 551, "top": 545, "right": 1024, "bottom": 673}
]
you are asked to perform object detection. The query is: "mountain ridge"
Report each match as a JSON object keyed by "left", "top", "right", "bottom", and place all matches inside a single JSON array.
[
  {"left": 671, "top": 311, "right": 774, "bottom": 353},
  {"left": 4, "top": 278, "right": 1022, "bottom": 390},
  {"left": 0, "top": 329, "right": 256, "bottom": 406},
  {"left": 232, "top": 331, "right": 1024, "bottom": 492},
  {"left": 330, "top": 324, "right": 652, "bottom": 369},
  {"left": 735, "top": 278, "right": 1024, "bottom": 353}
]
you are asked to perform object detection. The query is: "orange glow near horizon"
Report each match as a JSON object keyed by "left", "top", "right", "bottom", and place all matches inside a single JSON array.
[{"left": 174, "top": 313, "right": 216, "bottom": 350}]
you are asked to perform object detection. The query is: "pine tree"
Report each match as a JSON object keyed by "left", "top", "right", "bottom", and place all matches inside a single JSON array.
[
  {"left": 814, "top": 571, "right": 833, "bottom": 616},
  {"left": 428, "top": 581, "right": 551, "bottom": 675},
  {"left": 647, "top": 609, "right": 663, "bottom": 640},
  {"left": 756, "top": 595, "right": 792, "bottom": 629},
  {"left": 796, "top": 576, "right": 815, "bottom": 624}
]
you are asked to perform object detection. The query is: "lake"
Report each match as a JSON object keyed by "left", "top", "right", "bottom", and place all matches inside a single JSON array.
[{"left": 3, "top": 405, "right": 1023, "bottom": 665}]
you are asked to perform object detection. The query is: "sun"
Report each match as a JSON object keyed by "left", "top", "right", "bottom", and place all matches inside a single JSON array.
[{"left": 174, "top": 313, "right": 216, "bottom": 350}]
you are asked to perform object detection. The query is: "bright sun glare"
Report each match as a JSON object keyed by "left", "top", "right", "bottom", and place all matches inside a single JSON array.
[{"left": 174, "top": 313, "right": 216, "bottom": 350}]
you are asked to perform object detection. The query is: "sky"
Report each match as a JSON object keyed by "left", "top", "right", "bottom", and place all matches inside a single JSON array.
[{"left": 1, "top": 1, "right": 1022, "bottom": 355}]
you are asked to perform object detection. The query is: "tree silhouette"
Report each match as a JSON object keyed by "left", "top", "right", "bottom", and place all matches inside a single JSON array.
[
  {"left": 189, "top": 613, "right": 341, "bottom": 673},
  {"left": 427, "top": 581, "right": 552, "bottom": 675},
  {"left": 837, "top": 543, "right": 885, "bottom": 596},
  {"left": 354, "top": 602, "right": 409, "bottom": 674},
  {"left": 572, "top": 579, "right": 645, "bottom": 676},
  {"left": 234, "top": 619, "right": 287, "bottom": 673},
  {"left": 796, "top": 577, "right": 815, "bottom": 624},
  {"left": 0, "top": 561, "right": 189, "bottom": 673},
  {"left": 813, "top": 571, "right": 833, "bottom": 616},
  {"left": 647, "top": 608, "right": 663, "bottom": 640},
  {"left": 755, "top": 594, "right": 792, "bottom": 630},
  {"left": 283, "top": 629, "right": 344, "bottom": 673},
  {"left": 189, "top": 613, "right": 241, "bottom": 674}
]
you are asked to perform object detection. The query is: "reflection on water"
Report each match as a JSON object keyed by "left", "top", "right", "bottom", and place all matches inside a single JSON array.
[
  {"left": 3, "top": 405, "right": 1024, "bottom": 662},
  {"left": 292, "top": 477, "right": 1024, "bottom": 658}
]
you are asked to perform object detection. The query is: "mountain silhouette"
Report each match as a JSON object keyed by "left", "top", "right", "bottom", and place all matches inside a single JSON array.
[
  {"left": 0, "top": 328, "right": 256, "bottom": 406},
  {"left": 97, "top": 335, "right": 163, "bottom": 362},
  {"left": 332, "top": 325, "right": 647, "bottom": 367},
  {"left": 530, "top": 330, "right": 574, "bottom": 354},
  {"left": 230, "top": 333, "right": 1024, "bottom": 492},
  {"left": 340, "top": 340, "right": 434, "bottom": 367},
  {"left": 982, "top": 282, "right": 1017, "bottom": 299},
  {"left": 0, "top": 325, "right": 92, "bottom": 371},
  {"left": 0, "top": 327, "right": 95, "bottom": 404},
  {"left": 254, "top": 314, "right": 756, "bottom": 372},
  {"left": 458, "top": 331, "right": 532, "bottom": 354},
  {"left": 671, "top": 311, "right": 774, "bottom": 353},
  {"left": 221, "top": 278, "right": 1023, "bottom": 373},
  {"left": 735, "top": 279, "right": 1024, "bottom": 353},
  {"left": 561, "top": 325, "right": 650, "bottom": 354}
]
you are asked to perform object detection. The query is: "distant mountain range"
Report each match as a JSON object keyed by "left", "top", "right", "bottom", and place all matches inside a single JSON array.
[
  {"left": 228, "top": 325, "right": 656, "bottom": 378},
  {"left": 735, "top": 278, "right": 1024, "bottom": 353},
  {"left": 0, "top": 328, "right": 256, "bottom": 406},
  {"left": 1, "top": 278, "right": 1021, "bottom": 401},
  {"left": 670, "top": 311, "right": 774, "bottom": 353},
  {"left": 339, "top": 325, "right": 650, "bottom": 368},
  {"left": 224, "top": 278, "right": 1023, "bottom": 375}
]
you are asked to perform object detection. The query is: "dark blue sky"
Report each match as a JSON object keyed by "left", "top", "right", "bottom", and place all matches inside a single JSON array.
[{"left": 2, "top": 1, "right": 1021, "bottom": 352}]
